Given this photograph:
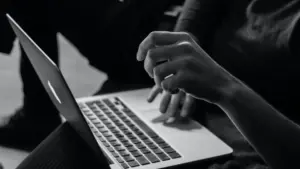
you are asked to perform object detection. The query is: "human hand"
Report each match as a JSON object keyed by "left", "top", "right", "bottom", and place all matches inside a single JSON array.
[
  {"left": 147, "top": 85, "right": 195, "bottom": 123},
  {"left": 137, "top": 31, "right": 234, "bottom": 104}
]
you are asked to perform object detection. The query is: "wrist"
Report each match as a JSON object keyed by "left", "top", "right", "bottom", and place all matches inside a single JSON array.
[{"left": 215, "top": 74, "right": 242, "bottom": 106}]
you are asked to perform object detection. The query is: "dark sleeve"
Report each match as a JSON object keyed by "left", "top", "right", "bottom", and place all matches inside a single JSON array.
[
  {"left": 174, "top": 0, "right": 227, "bottom": 48},
  {"left": 0, "top": 14, "right": 15, "bottom": 54},
  {"left": 0, "top": 0, "right": 16, "bottom": 54}
]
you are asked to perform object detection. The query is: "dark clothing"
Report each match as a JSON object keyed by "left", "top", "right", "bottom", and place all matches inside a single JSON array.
[
  {"left": 176, "top": 0, "right": 300, "bottom": 168},
  {"left": 176, "top": 0, "right": 300, "bottom": 123}
]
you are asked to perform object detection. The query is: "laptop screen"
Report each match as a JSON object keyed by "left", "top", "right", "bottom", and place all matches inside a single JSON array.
[{"left": 7, "top": 14, "right": 110, "bottom": 168}]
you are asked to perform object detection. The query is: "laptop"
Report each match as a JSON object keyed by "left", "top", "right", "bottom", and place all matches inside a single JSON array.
[{"left": 7, "top": 14, "right": 232, "bottom": 169}]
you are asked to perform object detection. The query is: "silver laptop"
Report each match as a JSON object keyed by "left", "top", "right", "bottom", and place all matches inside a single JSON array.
[{"left": 7, "top": 14, "right": 232, "bottom": 169}]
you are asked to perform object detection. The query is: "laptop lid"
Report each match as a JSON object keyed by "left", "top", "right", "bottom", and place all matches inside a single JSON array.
[{"left": 6, "top": 14, "right": 109, "bottom": 167}]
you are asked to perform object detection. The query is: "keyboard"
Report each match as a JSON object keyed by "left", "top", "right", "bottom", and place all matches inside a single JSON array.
[{"left": 79, "top": 97, "right": 181, "bottom": 169}]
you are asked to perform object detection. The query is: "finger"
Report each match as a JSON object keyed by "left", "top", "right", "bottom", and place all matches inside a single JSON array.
[
  {"left": 159, "top": 91, "right": 172, "bottom": 113},
  {"left": 161, "top": 71, "right": 186, "bottom": 93},
  {"left": 165, "top": 90, "right": 185, "bottom": 120},
  {"left": 147, "top": 85, "right": 162, "bottom": 102},
  {"left": 152, "top": 91, "right": 184, "bottom": 123},
  {"left": 153, "top": 57, "right": 188, "bottom": 86},
  {"left": 137, "top": 31, "right": 192, "bottom": 61},
  {"left": 144, "top": 41, "right": 195, "bottom": 78},
  {"left": 180, "top": 94, "right": 195, "bottom": 118}
]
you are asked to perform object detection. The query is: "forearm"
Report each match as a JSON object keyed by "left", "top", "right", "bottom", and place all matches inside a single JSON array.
[{"left": 217, "top": 79, "right": 300, "bottom": 169}]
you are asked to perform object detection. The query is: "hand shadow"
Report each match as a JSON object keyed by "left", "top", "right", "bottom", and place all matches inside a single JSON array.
[{"left": 151, "top": 115, "right": 203, "bottom": 131}]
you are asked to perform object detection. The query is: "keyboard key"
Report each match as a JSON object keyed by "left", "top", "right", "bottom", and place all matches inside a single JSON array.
[
  {"left": 136, "top": 143, "right": 146, "bottom": 149},
  {"left": 115, "top": 146, "right": 125, "bottom": 152},
  {"left": 96, "top": 124, "right": 105, "bottom": 129},
  {"left": 94, "top": 132, "right": 101, "bottom": 137},
  {"left": 140, "top": 148, "right": 150, "bottom": 154},
  {"left": 144, "top": 153, "right": 160, "bottom": 163},
  {"left": 119, "top": 137, "right": 127, "bottom": 142},
  {"left": 98, "top": 137, "right": 105, "bottom": 142},
  {"left": 115, "top": 134, "right": 124, "bottom": 138},
  {"left": 119, "top": 126, "right": 127, "bottom": 131},
  {"left": 143, "top": 139, "right": 153, "bottom": 145},
  {"left": 107, "top": 137, "right": 116, "bottom": 142},
  {"left": 111, "top": 142, "right": 121, "bottom": 147},
  {"left": 111, "top": 108, "right": 119, "bottom": 112},
  {"left": 120, "top": 162, "right": 129, "bottom": 169},
  {"left": 135, "top": 131, "right": 144, "bottom": 136},
  {"left": 116, "top": 157, "right": 124, "bottom": 163},
  {"left": 103, "top": 141, "right": 110, "bottom": 147},
  {"left": 148, "top": 132, "right": 159, "bottom": 138},
  {"left": 131, "top": 151, "right": 142, "bottom": 157},
  {"left": 139, "top": 135, "right": 148, "bottom": 140},
  {"left": 168, "top": 152, "right": 181, "bottom": 159},
  {"left": 127, "top": 146, "right": 137, "bottom": 152},
  {"left": 114, "top": 111, "right": 123, "bottom": 116},
  {"left": 119, "top": 114, "right": 127, "bottom": 119},
  {"left": 163, "top": 147, "right": 175, "bottom": 153},
  {"left": 111, "top": 129, "right": 119, "bottom": 134},
  {"left": 158, "top": 142, "right": 170, "bottom": 148},
  {"left": 131, "top": 139, "right": 140, "bottom": 144},
  {"left": 119, "top": 139, "right": 129, "bottom": 144},
  {"left": 89, "top": 117, "right": 97, "bottom": 120},
  {"left": 96, "top": 113, "right": 104, "bottom": 118},
  {"left": 106, "top": 123, "right": 114, "bottom": 128},
  {"left": 112, "top": 151, "right": 119, "bottom": 157},
  {"left": 136, "top": 156, "right": 150, "bottom": 165},
  {"left": 127, "top": 134, "right": 136, "bottom": 140},
  {"left": 156, "top": 153, "right": 170, "bottom": 161},
  {"left": 148, "top": 144, "right": 158, "bottom": 149},
  {"left": 127, "top": 160, "right": 140, "bottom": 167},
  {"left": 105, "top": 111, "right": 112, "bottom": 115},
  {"left": 123, "top": 155, "right": 134, "bottom": 162},
  {"left": 123, "top": 142, "right": 133, "bottom": 147},
  {"left": 107, "top": 147, "right": 114, "bottom": 152},
  {"left": 123, "top": 119, "right": 131, "bottom": 123},
  {"left": 123, "top": 131, "right": 132, "bottom": 135},
  {"left": 99, "top": 128, "right": 108, "bottom": 133},
  {"left": 153, "top": 137, "right": 165, "bottom": 144},
  {"left": 110, "top": 116, "right": 117, "bottom": 120},
  {"left": 103, "top": 133, "right": 112, "bottom": 137},
  {"left": 119, "top": 151, "right": 130, "bottom": 157},
  {"left": 152, "top": 148, "right": 163, "bottom": 154}
]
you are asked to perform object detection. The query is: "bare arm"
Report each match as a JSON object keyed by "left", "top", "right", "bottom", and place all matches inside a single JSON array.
[
  {"left": 218, "top": 78, "right": 300, "bottom": 169},
  {"left": 138, "top": 31, "right": 300, "bottom": 169}
]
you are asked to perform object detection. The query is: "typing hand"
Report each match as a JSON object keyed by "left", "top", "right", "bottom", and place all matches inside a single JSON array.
[
  {"left": 137, "top": 31, "right": 233, "bottom": 104},
  {"left": 147, "top": 85, "right": 195, "bottom": 123}
]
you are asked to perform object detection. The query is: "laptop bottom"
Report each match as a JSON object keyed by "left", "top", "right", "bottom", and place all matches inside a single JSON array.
[{"left": 77, "top": 88, "right": 232, "bottom": 169}]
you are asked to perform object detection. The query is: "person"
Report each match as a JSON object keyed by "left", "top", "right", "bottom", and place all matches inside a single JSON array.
[
  {"left": 137, "top": 0, "right": 300, "bottom": 168},
  {"left": 0, "top": 0, "right": 175, "bottom": 151},
  {"left": 137, "top": 30, "right": 299, "bottom": 169},
  {"left": 146, "top": 0, "right": 300, "bottom": 129}
]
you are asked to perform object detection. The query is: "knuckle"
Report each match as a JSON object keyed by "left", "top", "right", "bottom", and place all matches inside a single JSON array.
[
  {"left": 147, "top": 48, "right": 155, "bottom": 59},
  {"left": 180, "top": 32, "right": 193, "bottom": 41},
  {"left": 149, "top": 31, "right": 158, "bottom": 42},
  {"left": 178, "top": 41, "right": 195, "bottom": 54}
]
